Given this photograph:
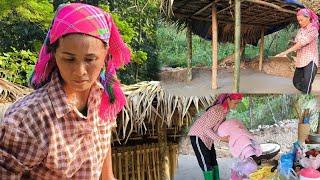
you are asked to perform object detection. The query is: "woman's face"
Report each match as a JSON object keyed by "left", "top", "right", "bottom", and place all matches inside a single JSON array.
[
  {"left": 227, "top": 98, "right": 242, "bottom": 110},
  {"left": 297, "top": 15, "right": 311, "bottom": 28},
  {"left": 55, "top": 34, "right": 107, "bottom": 93}
]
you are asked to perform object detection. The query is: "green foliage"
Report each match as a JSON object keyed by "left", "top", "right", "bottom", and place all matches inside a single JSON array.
[
  {"left": 0, "top": 0, "right": 53, "bottom": 53},
  {"left": 0, "top": 48, "right": 37, "bottom": 86},
  {"left": 227, "top": 95, "right": 318, "bottom": 130},
  {"left": 107, "top": 0, "right": 160, "bottom": 84},
  {"left": 0, "top": 0, "right": 54, "bottom": 27}
]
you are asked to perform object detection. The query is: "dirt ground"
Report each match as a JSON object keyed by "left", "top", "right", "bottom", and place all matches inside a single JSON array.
[{"left": 160, "top": 58, "right": 320, "bottom": 96}]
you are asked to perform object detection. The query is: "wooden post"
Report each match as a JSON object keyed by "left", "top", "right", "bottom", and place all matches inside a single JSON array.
[
  {"left": 187, "top": 24, "right": 193, "bottom": 82},
  {"left": 259, "top": 28, "right": 265, "bottom": 71},
  {"left": 211, "top": 3, "right": 218, "bottom": 89},
  {"left": 158, "top": 119, "right": 170, "bottom": 180},
  {"left": 233, "top": 0, "right": 241, "bottom": 92}
]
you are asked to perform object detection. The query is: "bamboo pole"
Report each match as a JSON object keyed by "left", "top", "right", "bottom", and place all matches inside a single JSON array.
[
  {"left": 131, "top": 151, "right": 135, "bottom": 180},
  {"left": 259, "top": 28, "right": 265, "bottom": 71},
  {"left": 233, "top": 0, "right": 241, "bottom": 92},
  {"left": 211, "top": 3, "right": 218, "bottom": 89},
  {"left": 146, "top": 149, "right": 152, "bottom": 180},
  {"left": 137, "top": 150, "right": 141, "bottom": 180},
  {"left": 112, "top": 152, "right": 117, "bottom": 179},
  {"left": 125, "top": 152, "right": 129, "bottom": 180},
  {"left": 142, "top": 148, "right": 145, "bottom": 180},
  {"left": 158, "top": 119, "right": 170, "bottom": 180},
  {"left": 187, "top": 24, "right": 192, "bottom": 82},
  {"left": 118, "top": 153, "right": 123, "bottom": 180},
  {"left": 152, "top": 148, "right": 157, "bottom": 180},
  {"left": 244, "top": 0, "right": 296, "bottom": 14}
]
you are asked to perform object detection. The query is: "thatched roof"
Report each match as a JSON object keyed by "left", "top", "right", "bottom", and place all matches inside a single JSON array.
[
  {"left": 116, "top": 81, "right": 216, "bottom": 143},
  {"left": 161, "top": 0, "right": 304, "bottom": 45}
]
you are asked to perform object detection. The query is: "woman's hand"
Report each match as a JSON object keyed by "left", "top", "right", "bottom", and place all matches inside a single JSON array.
[
  {"left": 219, "top": 135, "right": 230, "bottom": 143},
  {"left": 275, "top": 52, "right": 287, "bottom": 58}
]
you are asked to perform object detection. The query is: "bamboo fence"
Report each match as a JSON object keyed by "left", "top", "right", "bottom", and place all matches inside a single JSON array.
[{"left": 111, "top": 143, "right": 179, "bottom": 180}]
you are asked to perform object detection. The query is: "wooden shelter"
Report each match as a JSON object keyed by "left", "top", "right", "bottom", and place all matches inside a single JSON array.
[{"left": 161, "top": 0, "right": 304, "bottom": 92}]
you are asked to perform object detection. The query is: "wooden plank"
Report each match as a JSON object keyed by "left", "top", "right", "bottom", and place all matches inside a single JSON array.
[
  {"left": 259, "top": 28, "right": 265, "bottom": 71},
  {"left": 233, "top": 0, "right": 241, "bottom": 92},
  {"left": 211, "top": 3, "right": 218, "bottom": 90}
]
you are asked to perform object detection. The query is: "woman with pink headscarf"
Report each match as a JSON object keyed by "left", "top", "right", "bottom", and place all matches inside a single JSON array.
[
  {"left": 276, "top": 8, "right": 319, "bottom": 94},
  {"left": 188, "top": 93, "right": 243, "bottom": 180},
  {"left": 0, "top": 3, "right": 130, "bottom": 179}
]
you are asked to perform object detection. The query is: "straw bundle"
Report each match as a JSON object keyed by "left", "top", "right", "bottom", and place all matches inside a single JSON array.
[{"left": 0, "top": 78, "right": 32, "bottom": 103}]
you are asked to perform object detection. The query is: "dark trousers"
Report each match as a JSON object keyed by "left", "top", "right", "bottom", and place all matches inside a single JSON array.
[
  {"left": 190, "top": 136, "right": 218, "bottom": 172},
  {"left": 293, "top": 61, "right": 317, "bottom": 94}
]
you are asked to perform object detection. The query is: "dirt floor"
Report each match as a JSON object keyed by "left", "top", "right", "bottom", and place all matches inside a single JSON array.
[{"left": 160, "top": 59, "right": 320, "bottom": 96}]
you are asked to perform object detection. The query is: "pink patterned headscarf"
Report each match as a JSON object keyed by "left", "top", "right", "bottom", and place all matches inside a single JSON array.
[
  {"left": 30, "top": 3, "right": 131, "bottom": 122},
  {"left": 297, "top": 8, "right": 320, "bottom": 31}
]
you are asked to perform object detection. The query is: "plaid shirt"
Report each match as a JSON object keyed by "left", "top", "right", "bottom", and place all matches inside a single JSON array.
[
  {"left": 0, "top": 71, "right": 116, "bottom": 179},
  {"left": 188, "top": 105, "right": 228, "bottom": 149},
  {"left": 295, "top": 24, "right": 319, "bottom": 68}
]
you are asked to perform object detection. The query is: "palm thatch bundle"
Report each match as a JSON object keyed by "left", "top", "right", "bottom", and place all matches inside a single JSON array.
[
  {"left": 0, "top": 78, "right": 32, "bottom": 103},
  {"left": 117, "top": 81, "right": 216, "bottom": 143}
]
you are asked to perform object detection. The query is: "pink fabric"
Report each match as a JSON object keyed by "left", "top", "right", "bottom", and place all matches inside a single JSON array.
[
  {"left": 297, "top": 9, "right": 319, "bottom": 31},
  {"left": 188, "top": 105, "right": 228, "bottom": 149},
  {"left": 294, "top": 23, "right": 319, "bottom": 68},
  {"left": 217, "top": 120, "right": 262, "bottom": 159},
  {"left": 300, "top": 168, "right": 320, "bottom": 178},
  {"left": 30, "top": 3, "right": 131, "bottom": 122}
]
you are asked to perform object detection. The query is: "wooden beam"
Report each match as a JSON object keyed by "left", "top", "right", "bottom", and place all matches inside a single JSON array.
[
  {"left": 186, "top": 24, "right": 192, "bottom": 82},
  {"left": 259, "top": 28, "right": 265, "bottom": 71},
  {"left": 233, "top": 0, "right": 241, "bottom": 92},
  {"left": 193, "top": 2, "right": 214, "bottom": 16},
  {"left": 212, "top": 3, "right": 218, "bottom": 90},
  {"left": 243, "top": 0, "right": 296, "bottom": 14},
  {"left": 174, "top": 13, "right": 267, "bottom": 27}
]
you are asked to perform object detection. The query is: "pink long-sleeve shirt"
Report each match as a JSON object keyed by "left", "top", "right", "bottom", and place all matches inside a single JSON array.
[
  {"left": 188, "top": 105, "right": 228, "bottom": 149},
  {"left": 295, "top": 23, "right": 319, "bottom": 68}
]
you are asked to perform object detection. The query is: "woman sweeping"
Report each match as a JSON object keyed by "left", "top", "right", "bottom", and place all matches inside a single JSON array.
[
  {"left": 0, "top": 3, "right": 130, "bottom": 179},
  {"left": 276, "top": 8, "right": 319, "bottom": 94},
  {"left": 188, "top": 93, "right": 243, "bottom": 180}
]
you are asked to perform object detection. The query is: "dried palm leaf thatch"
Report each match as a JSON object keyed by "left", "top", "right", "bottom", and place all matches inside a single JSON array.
[
  {"left": 117, "top": 81, "right": 216, "bottom": 143},
  {"left": 0, "top": 78, "right": 32, "bottom": 103}
]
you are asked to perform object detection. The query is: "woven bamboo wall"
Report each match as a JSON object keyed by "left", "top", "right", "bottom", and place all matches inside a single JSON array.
[{"left": 111, "top": 143, "right": 179, "bottom": 180}]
